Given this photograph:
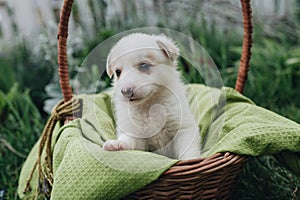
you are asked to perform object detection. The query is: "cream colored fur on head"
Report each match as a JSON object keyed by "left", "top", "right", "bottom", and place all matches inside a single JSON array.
[{"left": 103, "top": 33, "right": 200, "bottom": 160}]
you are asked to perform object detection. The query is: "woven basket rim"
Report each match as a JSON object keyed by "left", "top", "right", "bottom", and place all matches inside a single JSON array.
[{"left": 165, "top": 153, "right": 248, "bottom": 175}]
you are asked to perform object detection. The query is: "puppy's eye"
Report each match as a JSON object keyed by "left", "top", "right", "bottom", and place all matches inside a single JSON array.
[
  {"left": 115, "top": 69, "right": 122, "bottom": 77},
  {"left": 139, "top": 62, "right": 151, "bottom": 72}
]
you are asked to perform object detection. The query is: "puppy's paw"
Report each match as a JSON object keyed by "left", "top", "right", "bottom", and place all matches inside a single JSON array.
[{"left": 103, "top": 140, "right": 127, "bottom": 151}]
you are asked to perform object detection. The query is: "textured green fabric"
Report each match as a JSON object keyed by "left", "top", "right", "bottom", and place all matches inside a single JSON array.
[
  {"left": 187, "top": 85, "right": 300, "bottom": 157},
  {"left": 187, "top": 84, "right": 300, "bottom": 175},
  {"left": 18, "top": 93, "right": 177, "bottom": 200},
  {"left": 18, "top": 84, "right": 300, "bottom": 199}
]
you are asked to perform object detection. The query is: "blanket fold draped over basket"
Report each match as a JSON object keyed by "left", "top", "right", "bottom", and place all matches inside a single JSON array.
[{"left": 18, "top": 84, "right": 300, "bottom": 200}]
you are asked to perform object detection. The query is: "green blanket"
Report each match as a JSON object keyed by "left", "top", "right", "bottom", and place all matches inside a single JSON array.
[{"left": 18, "top": 84, "right": 300, "bottom": 199}]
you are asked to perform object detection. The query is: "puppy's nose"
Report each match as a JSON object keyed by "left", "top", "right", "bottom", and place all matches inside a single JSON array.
[{"left": 121, "top": 87, "right": 134, "bottom": 98}]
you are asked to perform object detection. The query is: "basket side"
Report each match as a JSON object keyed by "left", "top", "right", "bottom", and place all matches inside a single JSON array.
[{"left": 125, "top": 153, "right": 247, "bottom": 199}]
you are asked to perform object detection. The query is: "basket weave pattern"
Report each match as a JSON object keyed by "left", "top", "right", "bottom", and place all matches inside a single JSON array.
[
  {"left": 56, "top": 0, "right": 253, "bottom": 199},
  {"left": 125, "top": 153, "right": 247, "bottom": 199}
]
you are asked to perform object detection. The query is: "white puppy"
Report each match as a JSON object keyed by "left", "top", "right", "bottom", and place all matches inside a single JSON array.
[{"left": 103, "top": 33, "right": 200, "bottom": 160}]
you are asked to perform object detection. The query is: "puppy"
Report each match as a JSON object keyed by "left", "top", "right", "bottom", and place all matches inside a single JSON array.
[{"left": 103, "top": 33, "right": 200, "bottom": 160}]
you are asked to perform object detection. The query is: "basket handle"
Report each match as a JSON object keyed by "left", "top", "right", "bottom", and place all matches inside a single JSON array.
[
  {"left": 57, "top": 0, "right": 74, "bottom": 103},
  {"left": 235, "top": 0, "right": 253, "bottom": 93},
  {"left": 57, "top": 0, "right": 253, "bottom": 102}
]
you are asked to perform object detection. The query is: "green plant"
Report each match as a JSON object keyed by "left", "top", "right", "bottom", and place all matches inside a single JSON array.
[
  {"left": 0, "top": 84, "right": 44, "bottom": 199},
  {"left": 0, "top": 40, "right": 54, "bottom": 114},
  {"left": 231, "top": 156, "right": 300, "bottom": 200}
]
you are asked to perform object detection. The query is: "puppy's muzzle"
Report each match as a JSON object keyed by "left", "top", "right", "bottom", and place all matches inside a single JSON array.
[{"left": 121, "top": 87, "right": 134, "bottom": 98}]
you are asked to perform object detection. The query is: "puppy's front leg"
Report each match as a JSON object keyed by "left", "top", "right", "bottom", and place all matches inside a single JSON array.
[{"left": 103, "top": 133, "right": 146, "bottom": 151}]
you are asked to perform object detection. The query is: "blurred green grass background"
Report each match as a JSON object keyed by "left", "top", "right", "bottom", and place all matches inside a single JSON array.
[{"left": 1, "top": 1, "right": 300, "bottom": 199}]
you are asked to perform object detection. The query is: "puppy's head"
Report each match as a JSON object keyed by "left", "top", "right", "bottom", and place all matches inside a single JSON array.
[{"left": 106, "top": 33, "right": 180, "bottom": 104}]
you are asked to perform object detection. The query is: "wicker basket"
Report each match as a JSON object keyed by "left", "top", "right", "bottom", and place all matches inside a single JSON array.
[{"left": 57, "top": 0, "right": 253, "bottom": 199}]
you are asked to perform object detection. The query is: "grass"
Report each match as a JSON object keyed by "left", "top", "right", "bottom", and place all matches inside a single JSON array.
[
  {"left": 1, "top": 1, "right": 300, "bottom": 199},
  {"left": 231, "top": 156, "right": 300, "bottom": 200},
  {"left": 0, "top": 84, "right": 43, "bottom": 200}
]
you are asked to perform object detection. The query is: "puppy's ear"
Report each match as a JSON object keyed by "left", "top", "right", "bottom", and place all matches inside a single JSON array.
[
  {"left": 106, "top": 54, "right": 114, "bottom": 78},
  {"left": 156, "top": 36, "right": 179, "bottom": 62}
]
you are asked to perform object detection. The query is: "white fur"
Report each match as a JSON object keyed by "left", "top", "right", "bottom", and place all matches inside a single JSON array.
[{"left": 103, "top": 33, "right": 201, "bottom": 160}]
